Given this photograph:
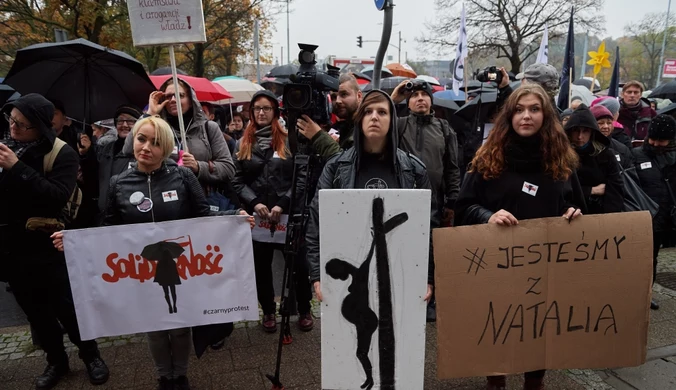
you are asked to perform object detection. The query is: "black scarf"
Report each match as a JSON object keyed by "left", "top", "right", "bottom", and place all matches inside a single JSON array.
[
  {"left": 504, "top": 131, "right": 544, "bottom": 173},
  {"left": 643, "top": 142, "right": 676, "bottom": 169}
]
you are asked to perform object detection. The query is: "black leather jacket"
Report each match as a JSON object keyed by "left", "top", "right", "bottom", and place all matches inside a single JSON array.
[
  {"left": 103, "top": 160, "right": 236, "bottom": 226},
  {"left": 232, "top": 138, "right": 295, "bottom": 213}
]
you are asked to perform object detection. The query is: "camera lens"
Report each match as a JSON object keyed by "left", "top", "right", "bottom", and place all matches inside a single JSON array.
[{"left": 405, "top": 81, "right": 414, "bottom": 90}]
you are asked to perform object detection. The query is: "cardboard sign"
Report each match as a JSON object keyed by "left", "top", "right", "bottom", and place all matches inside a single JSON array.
[
  {"left": 63, "top": 216, "right": 258, "bottom": 340},
  {"left": 433, "top": 212, "right": 652, "bottom": 378},
  {"left": 126, "top": 0, "right": 207, "bottom": 46},
  {"left": 251, "top": 213, "right": 288, "bottom": 244},
  {"left": 320, "top": 189, "right": 431, "bottom": 390}
]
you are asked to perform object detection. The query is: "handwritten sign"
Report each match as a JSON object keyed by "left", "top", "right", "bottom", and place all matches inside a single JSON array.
[
  {"left": 251, "top": 213, "right": 288, "bottom": 244},
  {"left": 126, "top": 0, "right": 206, "bottom": 46},
  {"left": 433, "top": 212, "right": 652, "bottom": 378},
  {"left": 63, "top": 216, "right": 258, "bottom": 340}
]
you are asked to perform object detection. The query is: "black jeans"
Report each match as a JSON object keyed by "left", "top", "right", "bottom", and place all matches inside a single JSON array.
[
  {"left": 9, "top": 262, "right": 99, "bottom": 366},
  {"left": 252, "top": 241, "right": 312, "bottom": 315}
]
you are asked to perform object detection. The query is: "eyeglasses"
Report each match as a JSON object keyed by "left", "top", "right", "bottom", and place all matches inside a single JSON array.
[
  {"left": 253, "top": 106, "right": 273, "bottom": 114},
  {"left": 164, "top": 92, "right": 186, "bottom": 101},
  {"left": 116, "top": 118, "right": 137, "bottom": 125},
  {"left": 4, "top": 112, "right": 35, "bottom": 131}
]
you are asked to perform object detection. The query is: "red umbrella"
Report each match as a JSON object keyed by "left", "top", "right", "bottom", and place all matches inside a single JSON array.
[{"left": 149, "top": 75, "right": 232, "bottom": 102}]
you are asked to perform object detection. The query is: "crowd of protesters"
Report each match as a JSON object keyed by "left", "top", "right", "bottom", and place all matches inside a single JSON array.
[{"left": 0, "top": 60, "right": 674, "bottom": 390}]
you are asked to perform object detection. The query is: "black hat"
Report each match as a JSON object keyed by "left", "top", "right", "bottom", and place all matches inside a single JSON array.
[
  {"left": 250, "top": 90, "right": 280, "bottom": 117},
  {"left": 114, "top": 105, "right": 142, "bottom": 121},
  {"left": 408, "top": 80, "right": 434, "bottom": 105},
  {"left": 2, "top": 93, "right": 56, "bottom": 140},
  {"left": 648, "top": 114, "right": 676, "bottom": 141}
]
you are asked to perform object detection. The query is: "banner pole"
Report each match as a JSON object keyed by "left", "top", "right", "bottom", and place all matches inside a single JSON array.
[{"left": 169, "top": 45, "right": 188, "bottom": 153}]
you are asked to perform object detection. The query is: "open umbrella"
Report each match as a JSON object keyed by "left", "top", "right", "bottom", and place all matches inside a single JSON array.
[
  {"left": 416, "top": 75, "right": 441, "bottom": 86},
  {"left": 361, "top": 65, "right": 393, "bottom": 79},
  {"left": 3, "top": 38, "right": 155, "bottom": 124},
  {"left": 455, "top": 91, "right": 499, "bottom": 123},
  {"left": 213, "top": 78, "right": 264, "bottom": 104},
  {"left": 386, "top": 63, "right": 417, "bottom": 78},
  {"left": 149, "top": 75, "right": 232, "bottom": 102},
  {"left": 151, "top": 67, "right": 188, "bottom": 76},
  {"left": 573, "top": 77, "right": 601, "bottom": 93},
  {"left": 649, "top": 80, "right": 676, "bottom": 100},
  {"left": 434, "top": 89, "right": 465, "bottom": 102},
  {"left": 569, "top": 84, "right": 595, "bottom": 106},
  {"left": 266, "top": 64, "right": 298, "bottom": 79},
  {"left": 351, "top": 72, "right": 372, "bottom": 82},
  {"left": 0, "top": 84, "right": 19, "bottom": 106},
  {"left": 362, "top": 76, "right": 410, "bottom": 95}
]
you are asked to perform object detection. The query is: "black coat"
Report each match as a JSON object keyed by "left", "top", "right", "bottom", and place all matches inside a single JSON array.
[
  {"left": 612, "top": 126, "right": 632, "bottom": 149},
  {"left": 0, "top": 134, "right": 78, "bottom": 281},
  {"left": 232, "top": 138, "right": 295, "bottom": 213},
  {"left": 632, "top": 146, "right": 676, "bottom": 232},
  {"left": 575, "top": 147, "right": 625, "bottom": 215},
  {"left": 103, "top": 160, "right": 235, "bottom": 226}
]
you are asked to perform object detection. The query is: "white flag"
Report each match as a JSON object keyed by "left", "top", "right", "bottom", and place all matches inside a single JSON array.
[
  {"left": 536, "top": 24, "right": 549, "bottom": 64},
  {"left": 452, "top": 4, "right": 468, "bottom": 95}
]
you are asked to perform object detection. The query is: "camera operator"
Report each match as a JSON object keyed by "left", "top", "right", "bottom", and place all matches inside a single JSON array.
[
  {"left": 296, "top": 74, "right": 363, "bottom": 158},
  {"left": 391, "top": 80, "right": 460, "bottom": 223},
  {"left": 232, "top": 90, "right": 313, "bottom": 333}
]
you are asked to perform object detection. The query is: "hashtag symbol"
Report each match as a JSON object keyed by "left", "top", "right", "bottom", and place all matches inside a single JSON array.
[
  {"left": 203, "top": 310, "right": 207, "bottom": 315},
  {"left": 463, "top": 248, "right": 487, "bottom": 275}
]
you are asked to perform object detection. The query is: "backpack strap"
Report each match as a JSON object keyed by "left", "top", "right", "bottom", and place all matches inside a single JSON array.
[{"left": 43, "top": 138, "right": 67, "bottom": 173}]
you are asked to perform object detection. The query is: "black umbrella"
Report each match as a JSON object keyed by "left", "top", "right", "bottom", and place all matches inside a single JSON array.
[
  {"left": 0, "top": 84, "right": 20, "bottom": 106},
  {"left": 454, "top": 91, "right": 499, "bottom": 123},
  {"left": 362, "top": 76, "right": 410, "bottom": 95},
  {"left": 151, "top": 67, "right": 188, "bottom": 76},
  {"left": 3, "top": 38, "right": 156, "bottom": 124},
  {"left": 266, "top": 64, "right": 299, "bottom": 79},
  {"left": 573, "top": 78, "right": 601, "bottom": 93},
  {"left": 658, "top": 102, "right": 676, "bottom": 116},
  {"left": 649, "top": 80, "right": 676, "bottom": 100}
]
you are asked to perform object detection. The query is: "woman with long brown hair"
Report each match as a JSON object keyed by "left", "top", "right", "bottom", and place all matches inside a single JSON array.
[
  {"left": 454, "top": 84, "right": 586, "bottom": 390},
  {"left": 232, "top": 90, "right": 313, "bottom": 333}
]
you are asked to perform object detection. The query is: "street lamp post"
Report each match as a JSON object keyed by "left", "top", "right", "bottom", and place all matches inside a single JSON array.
[
  {"left": 286, "top": 0, "right": 290, "bottom": 65},
  {"left": 657, "top": 0, "right": 672, "bottom": 88}
]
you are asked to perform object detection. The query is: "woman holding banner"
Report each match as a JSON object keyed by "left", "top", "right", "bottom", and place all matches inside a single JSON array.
[
  {"left": 53, "top": 116, "right": 254, "bottom": 390},
  {"left": 232, "top": 90, "right": 314, "bottom": 333},
  {"left": 455, "top": 84, "right": 585, "bottom": 390}
]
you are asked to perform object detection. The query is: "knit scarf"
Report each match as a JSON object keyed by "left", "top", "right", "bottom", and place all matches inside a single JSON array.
[
  {"left": 2, "top": 137, "right": 40, "bottom": 159},
  {"left": 255, "top": 126, "right": 273, "bottom": 152}
]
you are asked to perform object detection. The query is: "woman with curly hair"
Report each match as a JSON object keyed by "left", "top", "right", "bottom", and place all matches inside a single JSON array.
[{"left": 454, "top": 84, "right": 586, "bottom": 390}]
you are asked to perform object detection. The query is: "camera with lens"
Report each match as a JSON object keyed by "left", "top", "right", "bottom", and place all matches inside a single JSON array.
[
  {"left": 404, "top": 79, "right": 426, "bottom": 91},
  {"left": 475, "top": 66, "right": 503, "bottom": 84},
  {"left": 282, "top": 44, "right": 339, "bottom": 127}
]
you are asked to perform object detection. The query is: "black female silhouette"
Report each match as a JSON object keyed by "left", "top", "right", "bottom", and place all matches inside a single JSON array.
[
  {"left": 326, "top": 198, "right": 408, "bottom": 390},
  {"left": 141, "top": 241, "right": 185, "bottom": 314}
]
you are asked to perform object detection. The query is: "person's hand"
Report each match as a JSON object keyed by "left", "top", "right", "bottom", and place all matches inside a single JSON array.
[
  {"left": 270, "top": 205, "right": 283, "bottom": 224},
  {"left": 239, "top": 210, "right": 255, "bottom": 229},
  {"left": 181, "top": 152, "right": 199, "bottom": 173},
  {"left": 78, "top": 134, "right": 91, "bottom": 155},
  {"left": 297, "top": 115, "right": 322, "bottom": 140},
  {"left": 148, "top": 91, "right": 169, "bottom": 115},
  {"left": 591, "top": 184, "right": 606, "bottom": 196},
  {"left": 498, "top": 67, "right": 510, "bottom": 89},
  {"left": 390, "top": 80, "right": 411, "bottom": 104},
  {"left": 51, "top": 231, "right": 65, "bottom": 252},
  {"left": 424, "top": 284, "right": 433, "bottom": 302},
  {"left": 314, "top": 281, "right": 323, "bottom": 302},
  {"left": 488, "top": 209, "right": 519, "bottom": 226},
  {"left": 563, "top": 207, "right": 582, "bottom": 221},
  {"left": 0, "top": 143, "right": 19, "bottom": 170},
  {"left": 254, "top": 203, "right": 270, "bottom": 220}
]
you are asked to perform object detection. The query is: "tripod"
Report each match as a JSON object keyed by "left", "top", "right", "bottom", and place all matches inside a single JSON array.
[{"left": 267, "top": 114, "right": 319, "bottom": 390}]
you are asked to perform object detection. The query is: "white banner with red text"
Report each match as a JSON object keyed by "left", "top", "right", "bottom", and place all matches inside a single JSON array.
[{"left": 63, "top": 216, "right": 258, "bottom": 340}]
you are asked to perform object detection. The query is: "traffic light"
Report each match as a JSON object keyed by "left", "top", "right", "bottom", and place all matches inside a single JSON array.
[{"left": 357, "top": 36, "right": 363, "bottom": 48}]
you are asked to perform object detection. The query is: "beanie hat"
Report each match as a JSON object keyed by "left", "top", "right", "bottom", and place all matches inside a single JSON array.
[
  {"left": 591, "top": 96, "right": 620, "bottom": 118},
  {"left": 590, "top": 105, "right": 613, "bottom": 121},
  {"left": 648, "top": 114, "right": 676, "bottom": 141},
  {"left": 251, "top": 90, "right": 280, "bottom": 117},
  {"left": 411, "top": 80, "right": 434, "bottom": 104},
  {"left": 114, "top": 105, "right": 142, "bottom": 122}
]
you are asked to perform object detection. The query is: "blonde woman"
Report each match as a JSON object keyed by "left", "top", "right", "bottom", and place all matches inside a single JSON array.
[{"left": 54, "top": 116, "right": 253, "bottom": 390}]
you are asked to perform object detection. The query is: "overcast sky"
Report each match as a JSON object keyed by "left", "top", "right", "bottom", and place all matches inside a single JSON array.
[{"left": 268, "top": 0, "right": 671, "bottom": 64}]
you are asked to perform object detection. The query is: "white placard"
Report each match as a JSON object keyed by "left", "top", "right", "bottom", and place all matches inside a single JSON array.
[
  {"left": 251, "top": 213, "right": 288, "bottom": 244},
  {"left": 319, "top": 189, "right": 431, "bottom": 390},
  {"left": 126, "top": 0, "right": 207, "bottom": 47},
  {"left": 63, "top": 216, "right": 258, "bottom": 340}
]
